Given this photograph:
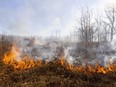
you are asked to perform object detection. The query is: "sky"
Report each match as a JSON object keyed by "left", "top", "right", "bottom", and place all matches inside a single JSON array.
[{"left": 0, "top": 0, "right": 115, "bottom": 37}]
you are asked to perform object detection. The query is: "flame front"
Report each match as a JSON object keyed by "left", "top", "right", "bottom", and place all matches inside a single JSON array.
[
  {"left": 2, "top": 46, "right": 116, "bottom": 74},
  {"left": 2, "top": 46, "right": 42, "bottom": 70}
]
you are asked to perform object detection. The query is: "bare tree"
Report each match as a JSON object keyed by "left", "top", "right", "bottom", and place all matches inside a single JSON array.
[
  {"left": 102, "top": 22, "right": 110, "bottom": 41},
  {"left": 105, "top": 5, "right": 116, "bottom": 41},
  {"left": 95, "top": 15, "right": 102, "bottom": 46},
  {"left": 76, "top": 8, "right": 96, "bottom": 58}
]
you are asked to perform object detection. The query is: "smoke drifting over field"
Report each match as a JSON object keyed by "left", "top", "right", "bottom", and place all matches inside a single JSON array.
[
  {"left": 1, "top": 1, "right": 116, "bottom": 87},
  {"left": 1, "top": 35, "right": 116, "bottom": 67}
]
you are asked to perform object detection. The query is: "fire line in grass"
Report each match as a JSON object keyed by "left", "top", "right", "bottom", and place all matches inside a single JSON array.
[{"left": 2, "top": 45, "right": 116, "bottom": 74}]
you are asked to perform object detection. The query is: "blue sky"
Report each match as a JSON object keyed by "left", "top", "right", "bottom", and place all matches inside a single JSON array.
[{"left": 0, "top": 0, "right": 114, "bottom": 37}]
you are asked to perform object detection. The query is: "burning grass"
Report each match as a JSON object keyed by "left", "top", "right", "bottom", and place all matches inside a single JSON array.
[
  {"left": 2, "top": 46, "right": 116, "bottom": 74},
  {"left": 0, "top": 45, "right": 116, "bottom": 87},
  {"left": 1, "top": 59, "right": 116, "bottom": 87}
]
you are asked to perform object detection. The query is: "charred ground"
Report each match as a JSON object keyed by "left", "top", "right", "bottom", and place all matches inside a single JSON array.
[{"left": 0, "top": 61, "right": 116, "bottom": 87}]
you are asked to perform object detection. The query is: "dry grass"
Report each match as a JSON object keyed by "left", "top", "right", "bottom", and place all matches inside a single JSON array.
[
  {"left": 0, "top": 61, "right": 116, "bottom": 87},
  {"left": 0, "top": 38, "right": 116, "bottom": 87}
]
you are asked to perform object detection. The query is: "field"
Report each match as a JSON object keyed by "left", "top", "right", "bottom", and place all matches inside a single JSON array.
[
  {"left": 0, "top": 58, "right": 116, "bottom": 87},
  {"left": 0, "top": 36, "right": 116, "bottom": 87},
  {"left": 1, "top": 0, "right": 116, "bottom": 87}
]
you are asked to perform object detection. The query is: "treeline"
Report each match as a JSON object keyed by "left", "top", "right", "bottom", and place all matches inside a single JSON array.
[
  {"left": 74, "top": 5, "right": 116, "bottom": 61},
  {"left": 76, "top": 5, "right": 116, "bottom": 43}
]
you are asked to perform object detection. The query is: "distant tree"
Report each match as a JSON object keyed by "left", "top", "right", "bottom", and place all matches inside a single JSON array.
[
  {"left": 76, "top": 8, "right": 96, "bottom": 57},
  {"left": 95, "top": 15, "right": 102, "bottom": 46},
  {"left": 102, "top": 22, "right": 110, "bottom": 41},
  {"left": 104, "top": 5, "right": 116, "bottom": 41}
]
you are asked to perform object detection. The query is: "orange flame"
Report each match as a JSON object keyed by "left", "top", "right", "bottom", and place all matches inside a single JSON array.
[
  {"left": 2, "top": 46, "right": 116, "bottom": 74},
  {"left": 2, "top": 46, "right": 42, "bottom": 70}
]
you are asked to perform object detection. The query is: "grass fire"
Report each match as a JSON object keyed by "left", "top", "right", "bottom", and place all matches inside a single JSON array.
[
  {"left": 2, "top": 45, "right": 116, "bottom": 74},
  {"left": 1, "top": 0, "right": 116, "bottom": 87},
  {"left": 0, "top": 42, "right": 116, "bottom": 87}
]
